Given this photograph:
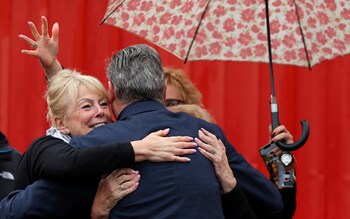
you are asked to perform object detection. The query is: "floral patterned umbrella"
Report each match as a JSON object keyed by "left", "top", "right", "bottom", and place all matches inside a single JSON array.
[
  {"left": 102, "top": 0, "right": 350, "bottom": 67},
  {"left": 101, "top": 0, "right": 350, "bottom": 150}
]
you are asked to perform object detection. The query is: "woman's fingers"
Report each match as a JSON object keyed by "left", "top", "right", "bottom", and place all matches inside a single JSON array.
[
  {"left": 198, "top": 128, "right": 216, "bottom": 145},
  {"left": 196, "top": 128, "right": 224, "bottom": 157},
  {"left": 272, "top": 125, "right": 288, "bottom": 136},
  {"left": 272, "top": 132, "right": 293, "bottom": 144},
  {"left": 105, "top": 168, "right": 140, "bottom": 196},
  {"left": 144, "top": 128, "right": 197, "bottom": 149},
  {"left": 119, "top": 174, "right": 140, "bottom": 194},
  {"left": 197, "top": 146, "right": 213, "bottom": 160},
  {"left": 41, "top": 16, "right": 49, "bottom": 36},
  {"left": 149, "top": 128, "right": 170, "bottom": 137},
  {"left": 107, "top": 168, "right": 138, "bottom": 181},
  {"left": 195, "top": 136, "right": 211, "bottom": 153},
  {"left": 92, "top": 168, "right": 140, "bottom": 217},
  {"left": 165, "top": 136, "right": 195, "bottom": 146},
  {"left": 51, "top": 22, "right": 59, "bottom": 43},
  {"left": 18, "top": 34, "right": 36, "bottom": 47},
  {"left": 142, "top": 129, "right": 197, "bottom": 162},
  {"left": 28, "top": 21, "right": 41, "bottom": 40},
  {"left": 271, "top": 125, "right": 294, "bottom": 144},
  {"left": 18, "top": 34, "right": 39, "bottom": 54}
]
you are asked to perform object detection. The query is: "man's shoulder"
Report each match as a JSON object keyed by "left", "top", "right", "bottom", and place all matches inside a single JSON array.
[
  {"left": 182, "top": 112, "right": 223, "bottom": 133},
  {"left": 70, "top": 122, "right": 121, "bottom": 147}
]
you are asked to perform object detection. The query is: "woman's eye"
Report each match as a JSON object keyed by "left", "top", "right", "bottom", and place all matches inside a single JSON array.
[
  {"left": 100, "top": 101, "right": 108, "bottom": 107},
  {"left": 81, "top": 104, "right": 92, "bottom": 109}
]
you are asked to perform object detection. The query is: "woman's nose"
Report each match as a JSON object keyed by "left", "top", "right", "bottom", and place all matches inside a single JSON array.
[{"left": 95, "top": 105, "right": 105, "bottom": 117}]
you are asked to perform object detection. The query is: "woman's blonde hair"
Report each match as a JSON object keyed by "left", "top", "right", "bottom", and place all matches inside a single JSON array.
[
  {"left": 164, "top": 67, "right": 202, "bottom": 105},
  {"left": 168, "top": 104, "right": 214, "bottom": 123},
  {"left": 45, "top": 69, "right": 108, "bottom": 126}
]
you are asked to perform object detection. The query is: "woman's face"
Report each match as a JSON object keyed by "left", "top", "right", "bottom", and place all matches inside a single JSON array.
[
  {"left": 61, "top": 86, "right": 112, "bottom": 136},
  {"left": 165, "top": 82, "right": 185, "bottom": 106}
]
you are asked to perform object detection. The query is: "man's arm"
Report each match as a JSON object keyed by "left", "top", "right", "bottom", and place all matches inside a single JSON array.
[{"left": 214, "top": 126, "right": 284, "bottom": 216}]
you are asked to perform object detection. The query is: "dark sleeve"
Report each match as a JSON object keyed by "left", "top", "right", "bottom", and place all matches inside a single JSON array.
[
  {"left": 0, "top": 146, "right": 22, "bottom": 199},
  {"left": 0, "top": 179, "right": 94, "bottom": 219},
  {"left": 15, "top": 136, "right": 135, "bottom": 187},
  {"left": 222, "top": 184, "right": 257, "bottom": 219},
  {"left": 213, "top": 126, "right": 283, "bottom": 216},
  {"left": 278, "top": 185, "right": 297, "bottom": 219}
]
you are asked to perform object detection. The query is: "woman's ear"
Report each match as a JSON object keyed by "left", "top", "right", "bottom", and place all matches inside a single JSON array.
[{"left": 55, "top": 117, "right": 70, "bottom": 135}]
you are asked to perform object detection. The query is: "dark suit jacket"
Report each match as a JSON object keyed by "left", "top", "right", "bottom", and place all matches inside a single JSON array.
[{"left": 0, "top": 101, "right": 282, "bottom": 218}]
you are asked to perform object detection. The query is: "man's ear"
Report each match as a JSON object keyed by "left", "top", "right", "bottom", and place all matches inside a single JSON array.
[
  {"left": 108, "top": 81, "right": 116, "bottom": 103},
  {"left": 55, "top": 117, "right": 70, "bottom": 135},
  {"left": 163, "top": 79, "right": 167, "bottom": 101}
]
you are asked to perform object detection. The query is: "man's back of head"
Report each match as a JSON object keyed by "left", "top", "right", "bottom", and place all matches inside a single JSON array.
[{"left": 107, "top": 44, "right": 165, "bottom": 104}]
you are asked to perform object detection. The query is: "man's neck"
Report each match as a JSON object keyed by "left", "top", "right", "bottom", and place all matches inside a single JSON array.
[
  {"left": 112, "top": 99, "right": 164, "bottom": 120},
  {"left": 111, "top": 101, "right": 128, "bottom": 120}
]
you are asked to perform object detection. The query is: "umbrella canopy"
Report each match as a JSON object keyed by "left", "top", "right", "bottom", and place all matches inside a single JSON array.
[
  {"left": 100, "top": 0, "right": 350, "bottom": 150},
  {"left": 102, "top": 0, "right": 350, "bottom": 67}
]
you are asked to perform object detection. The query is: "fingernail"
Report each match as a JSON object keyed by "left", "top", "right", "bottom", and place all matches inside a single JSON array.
[
  {"left": 198, "top": 147, "right": 205, "bottom": 153},
  {"left": 187, "top": 136, "right": 194, "bottom": 141}
]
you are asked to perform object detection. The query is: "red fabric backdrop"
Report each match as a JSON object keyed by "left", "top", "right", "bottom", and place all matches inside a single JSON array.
[{"left": 1, "top": 1, "right": 350, "bottom": 218}]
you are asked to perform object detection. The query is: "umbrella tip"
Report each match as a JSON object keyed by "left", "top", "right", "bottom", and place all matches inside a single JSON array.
[
  {"left": 308, "top": 63, "right": 312, "bottom": 71},
  {"left": 99, "top": 18, "right": 107, "bottom": 25}
]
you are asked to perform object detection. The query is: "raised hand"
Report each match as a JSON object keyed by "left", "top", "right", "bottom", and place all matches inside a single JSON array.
[{"left": 19, "top": 16, "right": 62, "bottom": 78}]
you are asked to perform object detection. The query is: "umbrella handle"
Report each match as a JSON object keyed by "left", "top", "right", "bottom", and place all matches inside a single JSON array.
[{"left": 271, "top": 111, "right": 310, "bottom": 151}]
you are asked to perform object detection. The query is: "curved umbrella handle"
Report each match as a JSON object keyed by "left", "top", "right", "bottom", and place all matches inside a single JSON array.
[
  {"left": 276, "top": 120, "right": 309, "bottom": 151},
  {"left": 271, "top": 111, "right": 310, "bottom": 151}
]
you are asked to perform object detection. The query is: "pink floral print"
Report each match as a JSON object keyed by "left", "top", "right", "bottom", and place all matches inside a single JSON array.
[{"left": 103, "top": 0, "right": 350, "bottom": 67}]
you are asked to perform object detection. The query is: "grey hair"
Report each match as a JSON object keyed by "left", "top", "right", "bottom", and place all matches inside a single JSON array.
[{"left": 107, "top": 44, "right": 165, "bottom": 104}]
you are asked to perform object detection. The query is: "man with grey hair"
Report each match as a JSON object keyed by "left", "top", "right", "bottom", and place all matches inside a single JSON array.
[
  {"left": 68, "top": 44, "right": 282, "bottom": 218},
  {"left": 107, "top": 44, "right": 165, "bottom": 108}
]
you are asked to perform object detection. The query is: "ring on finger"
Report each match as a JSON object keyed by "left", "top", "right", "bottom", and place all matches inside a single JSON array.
[
  {"left": 210, "top": 148, "right": 216, "bottom": 155},
  {"left": 120, "top": 184, "right": 125, "bottom": 190},
  {"left": 31, "top": 42, "right": 38, "bottom": 48}
]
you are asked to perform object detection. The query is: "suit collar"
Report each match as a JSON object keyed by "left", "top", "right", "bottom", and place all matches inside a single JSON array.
[{"left": 117, "top": 100, "right": 166, "bottom": 121}]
